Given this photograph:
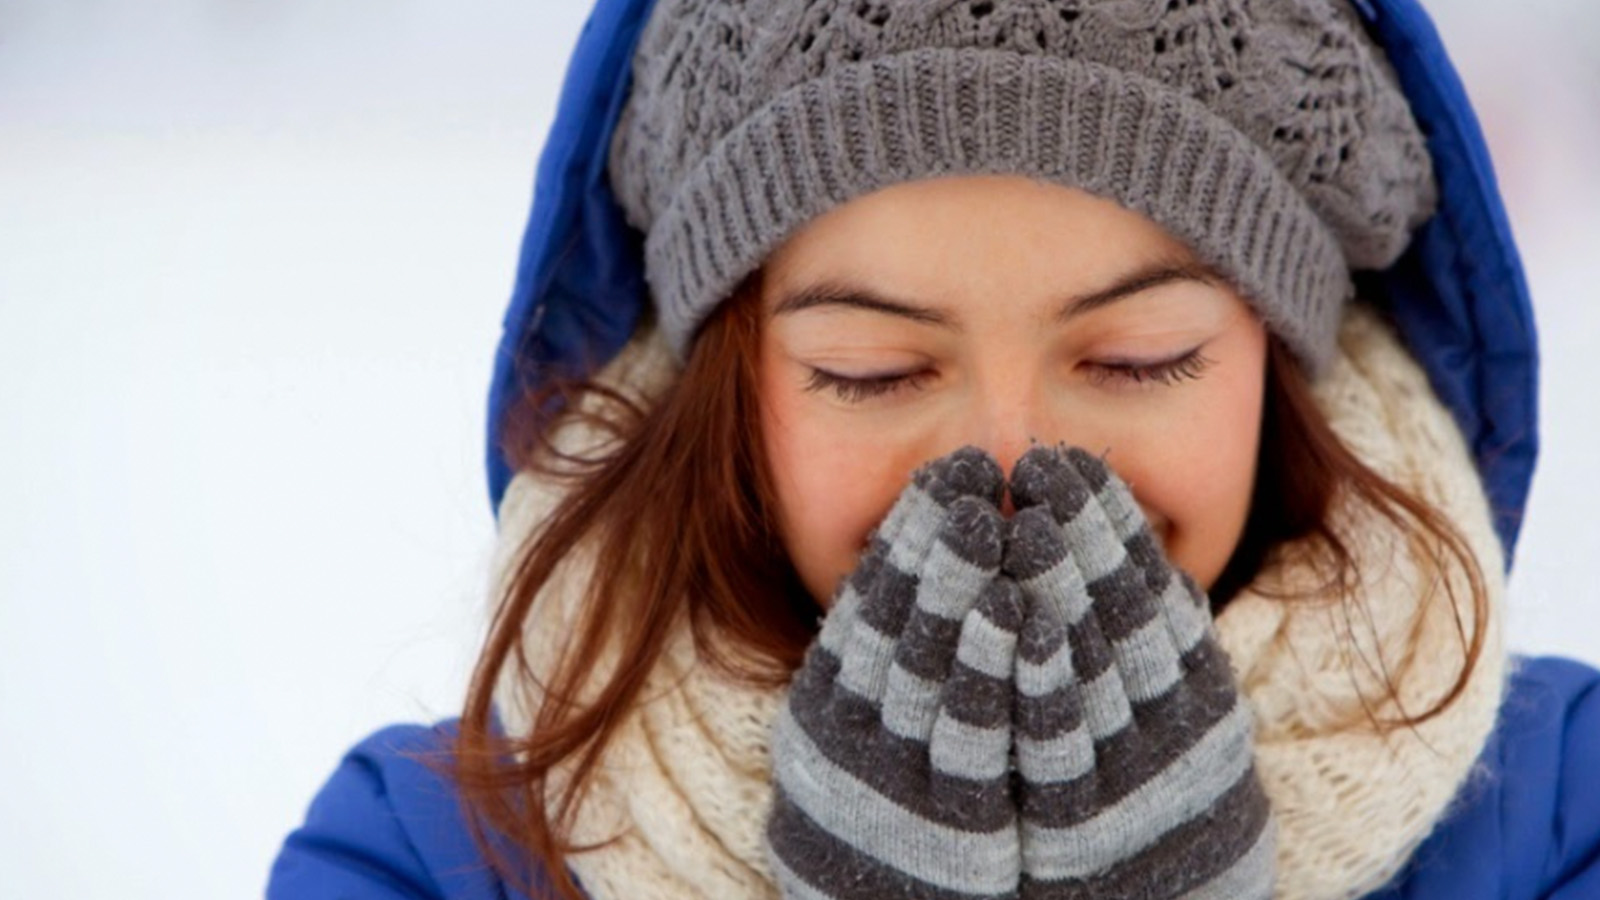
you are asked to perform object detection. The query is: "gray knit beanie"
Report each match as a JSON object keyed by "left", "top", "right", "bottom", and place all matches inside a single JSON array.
[{"left": 608, "top": 0, "right": 1437, "bottom": 374}]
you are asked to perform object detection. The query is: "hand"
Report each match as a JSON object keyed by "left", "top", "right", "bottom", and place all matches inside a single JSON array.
[
  {"left": 765, "top": 447, "right": 1025, "bottom": 900},
  {"left": 1004, "top": 446, "right": 1276, "bottom": 899},
  {"left": 764, "top": 444, "right": 1277, "bottom": 900}
]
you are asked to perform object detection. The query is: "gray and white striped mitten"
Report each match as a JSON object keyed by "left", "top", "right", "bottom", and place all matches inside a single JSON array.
[
  {"left": 765, "top": 445, "right": 1276, "bottom": 900},
  {"left": 766, "top": 447, "right": 1025, "bottom": 900},
  {"left": 1004, "top": 445, "right": 1276, "bottom": 900}
]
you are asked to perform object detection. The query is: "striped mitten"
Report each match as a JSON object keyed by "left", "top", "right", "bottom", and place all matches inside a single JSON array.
[
  {"left": 1003, "top": 445, "right": 1276, "bottom": 900},
  {"left": 766, "top": 447, "right": 1025, "bottom": 900}
]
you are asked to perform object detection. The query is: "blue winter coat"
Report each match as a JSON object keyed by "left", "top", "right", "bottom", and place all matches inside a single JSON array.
[{"left": 267, "top": 0, "right": 1600, "bottom": 896}]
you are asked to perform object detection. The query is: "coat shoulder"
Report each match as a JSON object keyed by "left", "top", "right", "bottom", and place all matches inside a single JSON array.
[
  {"left": 267, "top": 719, "right": 554, "bottom": 900},
  {"left": 1369, "top": 654, "right": 1600, "bottom": 899}
]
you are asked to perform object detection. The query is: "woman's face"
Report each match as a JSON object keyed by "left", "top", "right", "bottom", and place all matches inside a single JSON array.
[{"left": 757, "top": 175, "right": 1269, "bottom": 607}]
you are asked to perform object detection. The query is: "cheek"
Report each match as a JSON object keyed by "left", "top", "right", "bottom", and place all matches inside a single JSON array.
[
  {"left": 760, "top": 373, "right": 913, "bottom": 607},
  {"left": 1118, "top": 382, "right": 1263, "bottom": 591},
  {"left": 1131, "top": 426, "right": 1258, "bottom": 590}
]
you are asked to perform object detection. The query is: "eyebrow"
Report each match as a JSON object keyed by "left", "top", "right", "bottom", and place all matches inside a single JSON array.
[{"left": 772, "top": 259, "right": 1223, "bottom": 329}]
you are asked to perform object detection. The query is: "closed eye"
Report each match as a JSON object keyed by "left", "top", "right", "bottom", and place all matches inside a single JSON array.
[
  {"left": 803, "top": 347, "right": 1213, "bottom": 404},
  {"left": 1084, "top": 347, "right": 1214, "bottom": 387},
  {"left": 803, "top": 368, "right": 933, "bottom": 403}
]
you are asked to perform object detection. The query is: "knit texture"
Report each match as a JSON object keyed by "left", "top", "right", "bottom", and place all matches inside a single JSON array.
[
  {"left": 490, "top": 303, "right": 1505, "bottom": 900},
  {"left": 767, "top": 450, "right": 1024, "bottom": 898},
  {"left": 765, "top": 443, "right": 1277, "bottom": 899},
  {"left": 608, "top": 0, "right": 1437, "bottom": 373},
  {"left": 1005, "top": 447, "right": 1274, "bottom": 899}
]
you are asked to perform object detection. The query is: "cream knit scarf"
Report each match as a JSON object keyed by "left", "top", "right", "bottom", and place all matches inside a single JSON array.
[{"left": 490, "top": 304, "right": 1507, "bottom": 900}]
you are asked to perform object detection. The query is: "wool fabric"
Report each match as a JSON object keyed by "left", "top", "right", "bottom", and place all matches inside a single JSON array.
[
  {"left": 766, "top": 445, "right": 1277, "bottom": 898},
  {"left": 490, "top": 303, "right": 1504, "bottom": 900},
  {"left": 608, "top": 0, "right": 1437, "bottom": 373},
  {"left": 768, "top": 462, "right": 1026, "bottom": 898}
]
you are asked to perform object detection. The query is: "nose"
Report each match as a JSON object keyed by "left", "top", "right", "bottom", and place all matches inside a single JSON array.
[
  {"left": 1000, "top": 488, "right": 1017, "bottom": 519},
  {"left": 965, "top": 385, "right": 1047, "bottom": 517}
]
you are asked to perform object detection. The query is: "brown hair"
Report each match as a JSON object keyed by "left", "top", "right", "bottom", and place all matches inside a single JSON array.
[{"left": 439, "top": 281, "right": 1487, "bottom": 900}]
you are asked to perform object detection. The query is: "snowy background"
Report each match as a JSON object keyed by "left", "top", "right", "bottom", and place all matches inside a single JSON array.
[{"left": 1, "top": 1, "right": 1596, "bottom": 896}]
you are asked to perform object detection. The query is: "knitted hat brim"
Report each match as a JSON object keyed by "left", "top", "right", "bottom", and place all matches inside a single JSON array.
[{"left": 645, "top": 47, "right": 1351, "bottom": 375}]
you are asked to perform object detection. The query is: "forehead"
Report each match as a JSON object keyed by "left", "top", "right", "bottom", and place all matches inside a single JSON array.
[
  {"left": 766, "top": 176, "right": 1196, "bottom": 294},
  {"left": 762, "top": 174, "right": 1221, "bottom": 326}
]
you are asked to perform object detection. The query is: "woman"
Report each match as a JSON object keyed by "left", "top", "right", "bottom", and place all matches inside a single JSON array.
[{"left": 269, "top": 0, "right": 1600, "bottom": 898}]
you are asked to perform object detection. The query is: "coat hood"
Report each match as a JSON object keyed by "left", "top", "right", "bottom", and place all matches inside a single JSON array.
[{"left": 485, "top": 0, "right": 1539, "bottom": 569}]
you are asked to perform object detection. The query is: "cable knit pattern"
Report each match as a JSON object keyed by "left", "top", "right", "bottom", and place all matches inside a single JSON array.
[
  {"left": 1215, "top": 306, "right": 1507, "bottom": 899},
  {"left": 609, "top": 0, "right": 1437, "bottom": 371},
  {"left": 491, "top": 303, "right": 1504, "bottom": 900}
]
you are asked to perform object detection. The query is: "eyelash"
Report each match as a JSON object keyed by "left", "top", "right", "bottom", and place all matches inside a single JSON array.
[
  {"left": 803, "top": 348, "right": 1214, "bottom": 403},
  {"left": 803, "top": 368, "right": 938, "bottom": 403},
  {"left": 1085, "top": 347, "right": 1215, "bottom": 388}
]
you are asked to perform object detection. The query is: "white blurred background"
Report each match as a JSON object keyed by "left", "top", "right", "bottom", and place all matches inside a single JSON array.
[{"left": 1, "top": 1, "right": 1596, "bottom": 896}]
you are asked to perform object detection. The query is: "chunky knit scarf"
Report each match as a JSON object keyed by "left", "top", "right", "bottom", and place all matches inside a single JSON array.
[{"left": 490, "top": 304, "right": 1506, "bottom": 900}]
